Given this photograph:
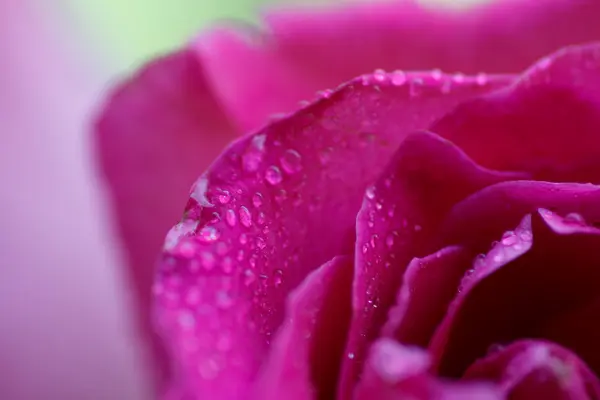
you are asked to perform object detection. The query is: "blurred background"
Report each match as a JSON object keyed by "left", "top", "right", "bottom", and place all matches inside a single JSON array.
[{"left": 0, "top": 0, "right": 484, "bottom": 399}]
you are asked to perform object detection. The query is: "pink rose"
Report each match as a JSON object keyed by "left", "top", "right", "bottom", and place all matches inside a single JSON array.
[{"left": 96, "top": 0, "right": 600, "bottom": 398}]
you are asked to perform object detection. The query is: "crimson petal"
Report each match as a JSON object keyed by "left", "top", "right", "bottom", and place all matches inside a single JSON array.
[
  {"left": 354, "top": 338, "right": 500, "bottom": 400},
  {"left": 464, "top": 340, "right": 600, "bottom": 399},
  {"left": 440, "top": 181, "right": 600, "bottom": 255},
  {"left": 430, "top": 210, "right": 600, "bottom": 382},
  {"left": 197, "top": 0, "right": 600, "bottom": 132},
  {"left": 253, "top": 255, "right": 353, "bottom": 400},
  {"left": 340, "top": 131, "right": 526, "bottom": 398},
  {"left": 433, "top": 42, "right": 600, "bottom": 183},
  {"left": 154, "top": 71, "right": 509, "bottom": 398}
]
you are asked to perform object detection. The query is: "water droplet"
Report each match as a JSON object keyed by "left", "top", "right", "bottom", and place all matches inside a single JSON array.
[
  {"left": 348, "top": 353, "right": 355, "bottom": 360},
  {"left": 273, "top": 269, "right": 284, "bottom": 287},
  {"left": 257, "top": 212, "right": 266, "bottom": 225},
  {"left": 385, "top": 233, "right": 395, "bottom": 248},
  {"left": 198, "top": 226, "right": 220, "bottom": 242},
  {"left": 252, "top": 192, "right": 263, "bottom": 208},
  {"left": 242, "top": 134, "right": 266, "bottom": 172},
  {"left": 452, "top": 73, "right": 466, "bottom": 83},
  {"left": 265, "top": 166, "right": 283, "bottom": 185},
  {"left": 391, "top": 70, "right": 406, "bottom": 86},
  {"left": 565, "top": 212, "right": 585, "bottom": 223},
  {"left": 501, "top": 231, "right": 517, "bottom": 245},
  {"left": 216, "top": 291, "right": 233, "bottom": 309},
  {"left": 430, "top": 69, "right": 443, "bottom": 81},
  {"left": 200, "top": 252, "right": 216, "bottom": 270},
  {"left": 225, "top": 209, "right": 237, "bottom": 226},
  {"left": 239, "top": 206, "right": 252, "bottom": 227},
  {"left": 280, "top": 149, "right": 303, "bottom": 174},
  {"left": 243, "top": 269, "right": 256, "bottom": 286},
  {"left": 319, "top": 147, "right": 333, "bottom": 165},
  {"left": 366, "top": 186, "right": 376, "bottom": 200},
  {"left": 221, "top": 257, "right": 233, "bottom": 273},
  {"left": 362, "top": 244, "right": 369, "bottom": 254},
  {"left": 256, "top": 236, "right": 266, "bottom": 250},
  {"left": 217, "top": 190, "right": 231, "bottom": 204},
  {"left": 316, "top": 89, "right": 332, "bottom": 99},
  {"left": 178, "top": 311, "right": 196, "bottom": 329},
  {"left": 414, "top": 225, "right": 422, "bottom": 232},
  {"left": 239, "top": 233, "right": 248, "bottom": 245},
  {"left": 476, "top": 72, "right": 488, "bottom": 85},
  {"left": 373, "top": 69, "right": 386, "bottom": 82}
]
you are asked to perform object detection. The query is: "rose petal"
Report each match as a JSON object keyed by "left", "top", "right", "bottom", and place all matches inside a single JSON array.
[
  {"left": 340, "top": 131, "right": 527, "bottom": 397},
  {"left": 430, "top": 210, "right": 600, "bottom": 381},
  {"left": 154, "top": 71, "right": 509, "bottom": 398},
  {"left": 354, "top": 338, "right": 500, "bottom": 400},
  {"left": 433, "top": 42, "right": 600, "bottom": 183},
  {"left": 197, "top": 0, "right": 600, "bottom": 131},
  {"left": 253, "top": 255, "right": 353, "bottom": 400},
  {"left": 464, "top": 340, "right": 600, "bottom": 399},
  {"left": 95, "top": 48, "right": 239, "bottom": 386},
  {"left": 382, "top": 246, "right": 473, "bottom": 347},
  {"left": 440, "top": 181, "right": 600, "bottom": 255}
]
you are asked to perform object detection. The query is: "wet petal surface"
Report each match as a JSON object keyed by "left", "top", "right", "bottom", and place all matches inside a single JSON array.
[
  {"left": 341, "top": 131, "right": 526, "bottom": 397},
  {"left": 253, "top": 256, "right": 353, "bottom": 400},
  {"left": 154, "top": 71, "right": 509, "bottom": 398},
  {"left": 464, "top": 340, "right": 600, "bottom": 399}
]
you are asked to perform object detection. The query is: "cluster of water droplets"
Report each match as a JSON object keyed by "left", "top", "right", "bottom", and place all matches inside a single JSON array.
[{"left": 361, "top": 68, "right": 491, "bottom": 96}]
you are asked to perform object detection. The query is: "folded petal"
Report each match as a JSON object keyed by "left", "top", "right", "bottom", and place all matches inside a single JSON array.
[
  {"left": 382, "top": 246, "right": 473, "bottom": 347},
  {"left": 355, "top": 338, "right": 500, "bottom": 400},
  {"left": 95, "top": 48, "right": 239, "bottom": 385},
  {"left": 433, "top": 42, "right": 600, "bottom": 183},
  {"left": 440, "top": 181, "right": 600, "bottom": 255},
  {"left": 253, "top": 255, "right": 353, "bottom": 400},
  {"left": 465, "top": 340, "right": 600, "bottom": 399},
  {"left": 197, "top": 0, "right": 600, "bottom": 131},
  {"left": 340, "top": 131, "right": 526, "bottom": 397},
  {"left": 430, "top": 210, "right": 600, "bottom": 381},
  {"left": 154, "top": 71, "right": 509, "bottom": 398}
]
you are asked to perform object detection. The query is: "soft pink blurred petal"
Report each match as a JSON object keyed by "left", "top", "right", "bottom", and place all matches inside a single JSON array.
[
  {"left": 95, "top": 48, "right": 239, "bottom": 390},
  {"left": 0, "top": 2, "right": 151, "bottom": 399},
  {"left": 197, "top": 0, "right": 600, "bottom": 132}
]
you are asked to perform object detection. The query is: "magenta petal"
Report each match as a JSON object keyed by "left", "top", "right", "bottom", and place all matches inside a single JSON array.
[
  {"left": 382, "top": 246, "right": 473, "bottom": 347},
  {"left": 340, "top": 131, "right": 526, "bottom": 397},
  {"left": 465, "top": 340, "right": 600, "bottom": 400},
  {"left": 430, "top": 210, "right": 600, "bottom": 382},
  {"left": 440, "top": 181, "right": 600, "bottom": 255},
  {"left": 433, "top": 42, "right": 600, "bottom": 183},
  {"left": 355, "top": 338, "right": 500, "bottom": 400},
  {"left": 154, "top": 71, "right": 512, "bottom": 398},
  {"left": 253, "top": 255, "right": 353, "bottom": 400},
  {"left": 95, "top": 49, "right": 238, "bottom": 388},
  {"left": 197, "top": 0, "right": 600, "bottom": 132}
]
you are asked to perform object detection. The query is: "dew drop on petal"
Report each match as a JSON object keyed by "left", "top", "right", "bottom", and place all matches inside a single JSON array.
[
  {"left": 366, "top": 186, "right": 376, "bottom": 200},
  {"left": 391, "top": 70, "right": 406, "bottom": 86},
  {"left": 217, "top": 190, "right": 231, "bottom": 204},
  {"left": 252, "top": 192, "right": 263, "bottom": 208},
  {"left": 280, "top": 149, "right": 303, "bottom": 174},
  {"left": 225, "top": 209, "right": 237, "bottom": 226},
  {"left": 501, "top": 230, "right": 517, "bottom": 245},
  {"left": 373, "top": 68, "right": 386, "bottom": 82},
  {"left": 239, "top": 206, "right": 252, "bottom": 227},
  {"left": 265, "top": 166, "right": 283, "bottom": 185},
  {"left": 273, "top": 269, "right": 284, "bottom": 287},
  {"left": 565, "top": 212, "right": 586, "bottom": 224},
  {"left": 198, "top": 226, "right": 220, "bottom": 242}
]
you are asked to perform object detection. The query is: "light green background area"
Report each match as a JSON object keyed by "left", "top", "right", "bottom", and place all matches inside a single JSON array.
[{"left": 62, "top": 0, "right": 295, "bottom": 68}]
